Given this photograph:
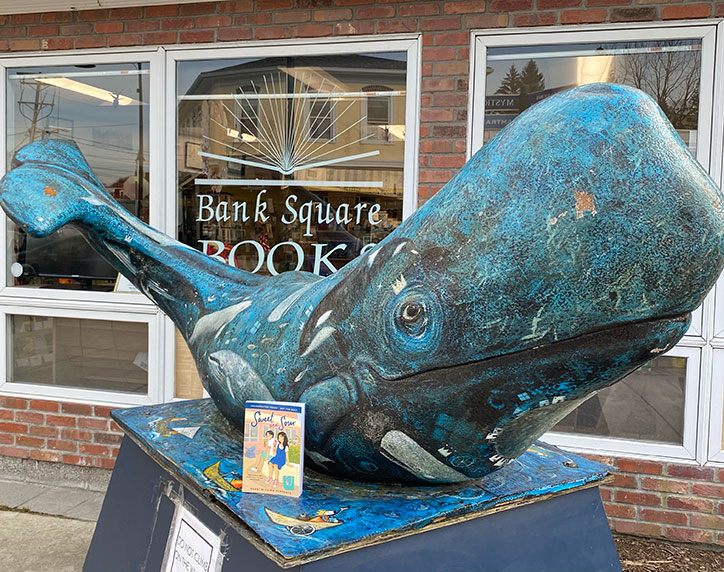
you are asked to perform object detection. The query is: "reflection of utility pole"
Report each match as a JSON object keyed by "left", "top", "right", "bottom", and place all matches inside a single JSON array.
[
  {"left": 135, "top": 63, "right": 144, "bottom": 219},
  {"left": 17, "top": 79, "right": 55, "bottom": 143}
]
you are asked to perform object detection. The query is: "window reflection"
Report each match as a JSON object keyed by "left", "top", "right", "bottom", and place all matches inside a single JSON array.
[{"left": 6, "top": 63, "right": 150, "bottom": 291}]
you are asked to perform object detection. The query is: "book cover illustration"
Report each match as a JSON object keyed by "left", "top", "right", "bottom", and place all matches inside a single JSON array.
[{"left": 242, "top": 401, "right": 305, "bottom": 497}]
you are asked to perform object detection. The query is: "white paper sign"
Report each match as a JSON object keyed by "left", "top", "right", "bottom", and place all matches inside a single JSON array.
[{"left": 163, "top": 505, "right": 222, "bottom": 572}]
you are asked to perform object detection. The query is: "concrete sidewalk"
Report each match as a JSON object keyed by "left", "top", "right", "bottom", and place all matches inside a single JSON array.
[{"left": 0, "top": 478, "right": 103, "bottom": 572}]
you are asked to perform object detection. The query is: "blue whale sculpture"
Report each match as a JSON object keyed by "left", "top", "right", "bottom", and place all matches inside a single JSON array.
[{"left": 2, "top": 84, "right": 723, "bottom": 484}]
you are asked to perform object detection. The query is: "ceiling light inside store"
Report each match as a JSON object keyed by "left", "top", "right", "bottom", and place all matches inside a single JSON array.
[{"left": 35, "top": 76, "right": 139, "bottom": 106}]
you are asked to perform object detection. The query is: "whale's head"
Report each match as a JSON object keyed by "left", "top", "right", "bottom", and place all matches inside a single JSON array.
[{"left": 298, "top": 84, "right": 724, "bottom": 483}]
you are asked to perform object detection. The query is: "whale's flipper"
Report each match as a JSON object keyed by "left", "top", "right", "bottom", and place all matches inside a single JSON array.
[{"left": 0, "top": 140, "right": 264, "bottom": 339}]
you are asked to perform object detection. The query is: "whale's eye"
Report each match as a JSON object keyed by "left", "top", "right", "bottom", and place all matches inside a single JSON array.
[{"left": 401, "top": 301, "right": 423, "bottom": 323}]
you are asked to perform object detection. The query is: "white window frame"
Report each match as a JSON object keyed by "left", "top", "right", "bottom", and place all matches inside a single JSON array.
[
  {"left": 469, "top": 22, "right": 718, "bottom": 462},
  {"left": 163, "top": 36, "right": 421, "bottom": 402},
  {"left": 0, "top": 48, "right": 167, "bottom": 406}
]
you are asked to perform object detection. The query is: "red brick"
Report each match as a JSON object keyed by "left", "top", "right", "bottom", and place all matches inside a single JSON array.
[
  {"left": 421, "top": 17, "right": 461, "bottom": 31},
  {"left": 690, "top": 514, "right": 724, "bottom": 531},
  {"left": 197, "top": 15, "right": 233, "bottom": 27},
  {"left": 234, "top": 13, "right": 272, "bottom": 25},
  {"left": 613, "top": 520, "right": 663, "bottom": 537},
  {"left": 537, "top": 0, "right": 580, "bottom": 7},
  {"left": 15, "top": 411, "right": 43, "bottom": 424},
  {"left": 662, "top": 4, "right": 710, "bottom": 19},
  {"left": 431, "top": 155, "right": 466, "bottom": 168},
  {"left": 43, "top": 38, "right": 73, "bottom": 50},
  {"left": 258, "top": 0, "right": 292, "bottom": 7},
  {"left": 145, "top": 5, "right": 179, "bottom": 17},
  {"left": 30, "top": 426, "right": 58, "bottom": 438},
  {"left": 421, "top": 140, "right": 454, "bottom": 153},
  {"left": 668, "top": 464, "right": 715, "bottom": 480},
  {"left": 45, "top": 415, "right": 75, "bottom": 428},
  {"left": 60, "top": 24, "right": 94, "bottom": 35},
  {"left": 274, "top": 11, "right": 311, "bottom": 23},
  {"left": 0, "top": 434, "right": 13, "bottom": 445},
  {"left": 0, "top": 446, "right": 29, "bottom": 458},
  {"left": 30, "top": 449, "right": 61, "bottom": 463},
  {"left": 356, "top": 6, "right": 395, "bottom": 18},
  {"left": 255, "top": 26, "right": 293, "bottom": 40},
  {"left": 434, "top": 32, "right": 469, "bottom": 45},
  {"left": 77, "top": 9, "right": 109, "bottom": 22},
  {"left": 377, "top": 20, "right": 418, "bottom": 33},
  {"left": 75, "top": 36, "right": 106, "bottom": 49},
  {"left": 15, "top": 435, "right": 45, "bottom": 448},
  {"left": 334, "top": 21, "right": 375, "bottom": 35},
  {"left": 693, "top": 483, "right": 724, "bottom": 498},
  {"left": 92, "top": 457, "right": 117, "bottom": 470},
  {"left": 216, "top": 28, "right": 252, "bottom": 41},
  {"left": 444, "top": 0, "right": 486, "bottom": 13},
  {"left": 314, "top": 8, "right": 352, "bottom": 21},
  {"left": 80, "top": 443, "right": 110, "bottom": 456},
  {"left": 109, "top": 421, "right": 122, "bottom": 433},
  {"left": 667, "top": 526, "right": 714, "bottom": 544},
  {"left": 587, "top": 0, "right": 629, "bottom": 4},
  {"left": 0, "top": 410, "right": 11, "bottom": 421},
  {"left": 561, "top": 9, "right": 607, "bottom": 24},
  {"left": 29, "top": 24, "right": 59, "bottom": 36},
  {"left": 423, "top": 47, "right": 456, "bottom": 62},
  {"left": 433, "top": 92, "right": 468, "bottom": 107},
  {"left": 179, "top": 30, "right": 215, "bottom": 43},
  {"left": 603, "top": 502, "right": 636, "bottom": 519},
  {"left": 3, "top": 27, "right": 28, "bottom": 38},
  {"left": 611, "top": 7, "right": 657, "bottom": 22},
  {"left": 11, "top": 13, "right": 41, "bottom": 24},
  {"left": 600, "top": 487, "right": 612, "bottom": 501},
  {"left": 642, "top": 478, "right": 689, "bottom": 495},
  {"left": 78, "top": 418, "right": 108, "bottom": 431},
  {"left": 29, "top": 400, "right": 57, "bottom": 412},
  {"left": 422, "top": 77, "right": 455, "bottom": 92},
  {"left": 161, "top": 17, "right": 195, "bottom": 30},
  {"left": 667, "top": 496, "right": 714, "bottom": 512},
  {"left": 514, "top": 11, "right": 558, "bottom": 26},
  {"left": 179, "top": 2, "right": 217, "bottom": 15},
  {"left": 60, "top": 403, "right": 92, "bottom": 416},
  {"left": 717, "top": 532, "right": 724, "bottom": 547},
  {"left": 465, "top": 13, "right": 508, "bottom": 27},
  {"left": 62, "top": 454, "right": 93, "bottom": 466},
  {"left": 48, "top": 439, "right": 77, "bottom": 452},
  {"left": 42, "top": 12, "right": 73, "bottom": 23},
  {"left": 612, "top": 473, "right": 638, "bottom": 488},
  {"left": 617, "top": 459, "right": 663, "bottom": 475},
  {"left": 419, "top": 170, "right": 455, "bottom": 183},
  {"left": 717, "top": 4, "right": 724, "bottom": 18},
  {"left": 435, "top": 62, "right": 470, "bottom": 76},
  {"left": 61, "top": 429, "right": 93, "bottom": 442},
  {"left": 432, "top": 125, "right": 466, "bottom": 138},
  {"left": 640, "top": 509, "right": 688, "bottom": 525},
  {"left": 614, "top": 490, "right": 661, "bottom": 507},
  {"left": 490, "top": 0, "right": 533, "bottom": 10},
  {"left": 218, "top": 1, "right": 254, "bottom": 12},
  {"left": 94, "top": 21, "right": 123, "bottom": 34},
  {"left": 126, "top": 20, "right": 159, "bottom": 33},
  {"left": 110, "top": 7, "right": 143, "bottom": 19},
  {"left": 294, "top": 25, "right": 332, "bottom": 38},
  {"left": 94, "top": 432, "right": 123, "bottom": 445},
  {"left": 421, "top": 108, "right": 454, "bottom": 122},
  {"left": 0, "top": 397, "right": 28, "bottom": 409},
  {"left": 400, "top": 3, "right": 441, "bottom": 16},
  {"left": 0, "top": 422, "right": 28, "bottom": 434},
  {"left": 143, "top": 32, "right": 178, "bottom": 45}
]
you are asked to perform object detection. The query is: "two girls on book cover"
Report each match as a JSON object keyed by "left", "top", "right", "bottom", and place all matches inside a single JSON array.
[{"left": 252, "top": 429, "right": 290, "bottom": 488}]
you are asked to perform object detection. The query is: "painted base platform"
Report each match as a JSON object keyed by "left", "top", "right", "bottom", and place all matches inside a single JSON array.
[{"left": 84, "top": 399, "right": 622, "bottom": 571}]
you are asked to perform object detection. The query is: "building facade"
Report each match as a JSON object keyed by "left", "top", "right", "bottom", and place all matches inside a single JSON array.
[{"left": 2, "top": 0, "right": 724, "bottom": 545}]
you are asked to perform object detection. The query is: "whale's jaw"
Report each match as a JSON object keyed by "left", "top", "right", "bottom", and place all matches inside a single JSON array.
[{"left": 320, "top": 312, "right": 691, "bottom": 484}]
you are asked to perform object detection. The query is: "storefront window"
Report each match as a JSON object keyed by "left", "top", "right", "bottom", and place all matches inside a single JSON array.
[
  {"left": 554, "top": 356, "right": 688, "bottom": 444},
  {"left": 8, "top": 315, "right": 148, "bottom": 394},
  {"left": 176, "top": 54, "right": 406, "bottom": 277},
  {"left": 6, "top": 62, "right": 150, "bottom": 291}
]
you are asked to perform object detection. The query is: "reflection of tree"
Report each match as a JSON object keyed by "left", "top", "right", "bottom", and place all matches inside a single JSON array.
[
  {"left": 495, "top": 65, "right": 521, "bottom": 94},
  {"left": 613, "top": 42, "right": 700, "bottom": 130},
  {"left": 519, "top": 60, "right": 545, "bottom": 95}
]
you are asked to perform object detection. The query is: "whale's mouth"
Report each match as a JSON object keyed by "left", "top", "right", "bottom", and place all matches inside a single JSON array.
[{"left": 374, "top": 312, "right": 691, "bottom": 482}]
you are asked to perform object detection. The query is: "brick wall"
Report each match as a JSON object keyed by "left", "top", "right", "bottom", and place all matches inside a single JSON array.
[
  {"left": 0, "top": 396, "right": 122, "bottom": 469},
  {"left": 2, "top": 0, "right": 724, "bottom": 547}
]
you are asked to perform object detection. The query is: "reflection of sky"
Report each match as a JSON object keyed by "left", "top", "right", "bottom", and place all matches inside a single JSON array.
[
  {"left": 177, "top": 58, "right": 259, "bottom": 95},
  {"left": 8, "top": 64, "right": 148, "bottom": 186}
]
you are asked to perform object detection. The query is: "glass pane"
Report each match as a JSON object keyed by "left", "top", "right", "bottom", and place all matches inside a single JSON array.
[
  {"left": 176, "top": 53, "right": 407, "bottom": 277},
  {"left": 6, "top": 62, "right": 150, "bottom": 291},
  {"left": 484, "top": 40, "right": 701, "bottom": 152},
  {"left": 8, "top": 315, "right": 148, "bottom": 394},
  {"left": 553, "top": 356, "right": 687, "bottom": 444}
]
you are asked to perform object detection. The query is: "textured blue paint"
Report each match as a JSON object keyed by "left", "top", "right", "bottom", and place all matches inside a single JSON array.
[
  {"left": 2, "top": 84, "right": 723, "bottom": 483},
  {"left": 113, "top": 399, "right": 610, "bottom": 562}
]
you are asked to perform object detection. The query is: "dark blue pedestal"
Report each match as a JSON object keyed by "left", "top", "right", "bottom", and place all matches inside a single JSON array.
[{"left": 85, "top": 437, "right": 621, "bottom": 572}]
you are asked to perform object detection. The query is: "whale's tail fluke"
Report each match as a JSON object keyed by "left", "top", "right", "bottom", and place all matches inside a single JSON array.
[{"left": 0, "top": 139, "right": 264, "bottom": 340}]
